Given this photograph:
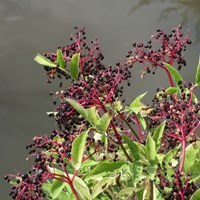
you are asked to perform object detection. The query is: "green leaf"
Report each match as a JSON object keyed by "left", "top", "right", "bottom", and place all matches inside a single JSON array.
[
  {"left": 66, "top": 99, "right": 87, "bottom": 118},
  {"left": 162, "top": 145, "right": 180, "bottom": 166},
  {"left": 132, "top": 160, "right": 144, "bottom": 185},
  {"left": 164, "top": 63, "right": 183, "bottom": 86},
  {"left": 57, "top": 49, "right": 66, "bottom": 70},
  {"left": 69, "top": 175, "right": 92, "bottom": 200},
  {"left": 48, "top": 167, "right": 64, "bottom": 176},
  {"left": 152, "top": 121, "right": 166, "bottom": 150},
  {"left": 146, "top": 134, "right": 157, "bottom": 165},
  {"left": 116, "top": 187, "right": 135, "bottom": 198},
  {"left": 86, "top": 161, "right": 127, "bottom": 180},
  {"left": 66, "top": 99, "right": 103, "bottom": 128},
  {"left": 43, "top": 182, "right": 53, "bottom": 199},
  {"left": 70, "top": 53, "right": 80, "bottom": 80},
  {"left": 96, "top": 112, "right": 112, "bottom": 133},
  {"left": 192, "top": 94, "right": 198, "bottom": 104},
  {"left": 71, "top": 129, "right": 89, "bottom": 170},
  {"left": 34, "top": 53, "right": 57, "bottom": 67},
  {"left": 55, "top": 191, "right": 70, "bottom": 200},
  {"left": 92, "top": 177, "right": 116, "bottom": 199},
  {"left": 166, "top": 87, "right": 178, "bottom": 94},
  {"left": 147, "top": 165, "right": 157, "bottom": 180},
  {"left": 195, "top": 56, "right": 200, "bottom": 86},
  {"left": 155, "top": 186, "right": 164, "bottom": 200},
  {"left": 137, "top": 113, "right": 147, "bottom": 130},
  {"left": 85, "top": 107, "right": 100, "bottom": 126},
  {"left": 129, "top": 92, "right": 147, "bottom": 114},
  {"left": 190, "top": 188, "right": 200, "bottom": 200},
  {"left": 101, "top": 132, "right": 108, "bottom": 146},
  {"left": 69, "top": 193, "right": 76, "bottom": 200},
  {"left": 183, "top": 141, "right": 200, "bottom": 181},
  {"left": 51, "top": 180, "right": 67, "bottom": 199},
  {"left": 80, "top": 160, "right": 99, "bottom": 169},
  {"left": 113, "top": 99, "right": 123, "bottom": 111},
  {"left": 183, "top": 142, "right": 200, "bottom": 172},
  {"left": 122, "top": 134, "right": 140, "bottom": 160}
]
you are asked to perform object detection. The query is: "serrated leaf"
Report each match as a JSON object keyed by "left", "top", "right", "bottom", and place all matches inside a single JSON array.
[
  {"left": 70, "top": 53, "right": 80, "bottom": 80},
  {"left": 34, "top": 53, "right": 57, "bottom": 67},
  {"left": 146, "top": 134, "right": 157, "bottom": 165},
  {"left": 96, "top": 112, "right": 112, "bottom": 133},
  {"left": 190, "top": 188, "right": 200, "bottom": 200},
  {"left": 92, "top": 177, "right": 115, "bottom": 199},
  {"left": 152, "top": 121, "right": 166, "bottom": 150},
  {"left": 164, "top": 63, "right": 183, "bottom": 86},
  {"left": 71, "top": 129, "right": 89, "bottom": 170},
  {"left": 57, "top": 49, "right": 66, "bottom": 70},
  {"left": 86, "top": 161, "right": 127, "bottom": 180},
  {"left": 129, "top": 92, "right": 147, "bottom": 114},
  {"left": 51, "top": 180, "right": 67, "bottom": 199},
  {"left": 122, "top": 134, "right": 140, "bottom": 160}
]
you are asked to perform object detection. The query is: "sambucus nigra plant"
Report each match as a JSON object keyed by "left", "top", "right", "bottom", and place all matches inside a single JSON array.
[{"left": 5, "top": 26, "right": 200, "bottom": 200}]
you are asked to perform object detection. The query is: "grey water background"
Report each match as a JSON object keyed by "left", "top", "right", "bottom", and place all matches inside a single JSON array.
[{"left": 0, "top": 0, "right": 200, "bottom": 199}]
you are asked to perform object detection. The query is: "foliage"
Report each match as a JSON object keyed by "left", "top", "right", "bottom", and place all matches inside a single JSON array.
[{"left": 5, "top": 26, "right": 200, "bottom": 200}]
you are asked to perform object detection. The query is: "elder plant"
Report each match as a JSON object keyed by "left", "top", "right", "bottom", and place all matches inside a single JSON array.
[{"left": 5, "top": 26, "right": 200, "bottom": 200}]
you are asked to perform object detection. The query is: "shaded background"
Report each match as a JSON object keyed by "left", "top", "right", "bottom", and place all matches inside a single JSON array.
[{"left": 0, "top": 0, "right": 200, "bottom": 199}]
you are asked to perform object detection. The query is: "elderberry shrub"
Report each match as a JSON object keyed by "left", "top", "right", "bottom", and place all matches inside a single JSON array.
[{"left": 5, "top": 26, "right": 200, "bottom": 200}]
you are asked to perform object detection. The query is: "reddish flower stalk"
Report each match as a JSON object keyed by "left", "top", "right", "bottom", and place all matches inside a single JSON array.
[{"left": 125, "top": 25, "right": 192, "bottom": 86}]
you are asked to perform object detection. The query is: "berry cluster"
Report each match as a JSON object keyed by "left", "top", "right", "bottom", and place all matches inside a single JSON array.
[
  {"left": 148, "top": 81, "right": 200, "bottom": 151},
  {"left": 44, "top": 27, "right": 132, "bottom": 133},
  {"left": 157, "top": 165, "right": 198, "bottom": 200},
  {"left": 125, "top": 25, "right": 192, "bottom": 86}
]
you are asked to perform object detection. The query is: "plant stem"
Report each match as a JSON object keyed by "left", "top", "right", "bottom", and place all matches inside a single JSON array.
[
  {"left": 110, "top": 120, "right": 133, "bottom": 162},
  {"left": 117, "top": 111, "right": 140, "bottom": 140},
  {"left": 179, "top": 137, "right": 186, "bottom": 172},
  {"left": 98, "top": 101, "right": 133, "bottom": 162},
  {"left": 160, "top": 64, "right": 174, "bottom": 87},
  {"left": 149, "top": 180, "right": 154, "bottom": 200},
  {"left": 69, "top": 180, "right": 80, "bottom": 200}
]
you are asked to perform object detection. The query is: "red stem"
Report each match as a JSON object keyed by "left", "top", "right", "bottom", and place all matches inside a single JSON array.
[
  {"left": 68, "top": 180, "right": 80, "bottom": 200},
  {"left": 179, "top": 137, "right": 186, "bottom": 172},
  {"left": 98, "top": 101, "right": 132, "bottom": 162},
  {"left": 134, "top": 114, "right": 144, "bottom": 142},
  {"left": 159, "top": 64, "right": 174, "bottom": 87}
]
